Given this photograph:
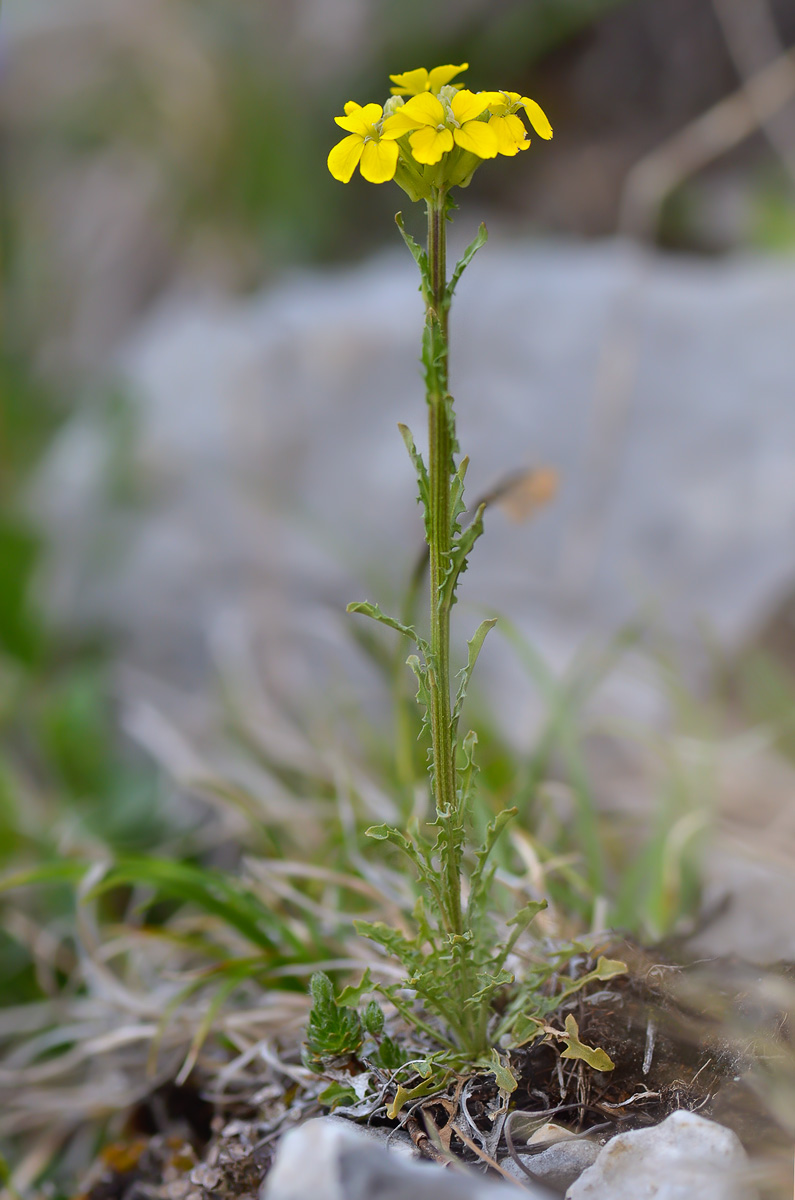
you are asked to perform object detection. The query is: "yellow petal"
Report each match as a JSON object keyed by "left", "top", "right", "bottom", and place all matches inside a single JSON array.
[
  {"left": 389, "top": 67, "right": 430, "bottom": 96},
  {"left": 427, "top": 62, "right": 468, "bottom": 92},
  {"left": 402, "top": 92, "right": 446, "bottom": 125},
  {"left": 409, "top": 125, "right": 454, "bottom": 165},
  {"left": 451, "top": 89, "right": 490, "bottom": 125},
  {"left": 454, "top": 120, "right": 498, "bottom": 159},
  {"left": 334, "top": 102, "right": 383, "bottom": 135},
  {"left": 327, "top": 133, "right": 364, "bottom": 182},
  {"left": 489, "top": 113, "right": 529, "bottom": 156},
  {"left": 480, "top": 90, "right": 509, "bottom": 114},
  {"left": 359, "top": 138, "right": 400, "bottom": 183},
  {"left": 381, "top": 109, "right": 423, "bottom": 138},
  {"left": 521, "top": 97, "right": 553, "bottom": 139}
]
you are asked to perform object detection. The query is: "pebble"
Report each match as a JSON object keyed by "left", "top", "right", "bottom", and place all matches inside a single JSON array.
[
  {"left": 259, "top": 1116, "right": 554, "bottom": 1200},
  {"left": 565, "top": 1110, "right": 758, "bottom": 1200}
]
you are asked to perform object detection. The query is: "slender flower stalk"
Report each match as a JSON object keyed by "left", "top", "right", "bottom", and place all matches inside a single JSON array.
[{"left": 425, "top": 187, "right": 461, "bottom": 937}]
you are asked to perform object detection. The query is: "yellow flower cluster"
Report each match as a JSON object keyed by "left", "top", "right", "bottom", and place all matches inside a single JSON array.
[{"left": 327, "top": 63, "right": 552, "bottom": 197}]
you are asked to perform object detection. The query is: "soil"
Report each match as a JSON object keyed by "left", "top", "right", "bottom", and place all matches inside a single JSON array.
[{"left": 76, "top": 942, "right": 794, "bottom": 1200}]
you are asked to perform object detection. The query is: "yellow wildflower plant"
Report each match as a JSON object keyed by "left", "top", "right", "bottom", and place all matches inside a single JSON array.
[
  {"left": 389, "top": 62, "right": 468, "bottom": 96},
  {"left": 327, "top": 64, "right": 551, "bottom": 194}
]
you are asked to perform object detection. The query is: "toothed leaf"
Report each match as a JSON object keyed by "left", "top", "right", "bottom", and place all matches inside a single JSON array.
[
  {"left": 557, "top": 1014, "right": 615, "bottom": 1072},
  {"left": 445, "top": 223, "right": 488, "bottom": 309}
]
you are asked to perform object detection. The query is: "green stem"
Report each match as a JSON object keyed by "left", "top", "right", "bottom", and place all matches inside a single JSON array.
[{"left": 425, "top": 188, "right": 462, "bottom": 940}]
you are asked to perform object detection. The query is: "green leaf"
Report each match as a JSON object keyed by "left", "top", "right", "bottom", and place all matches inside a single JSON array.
[
  {"left": 555, "top": 955, "right": 627, "bottom": 1004},
  {"left": 354, "top": 919, "right": 420, "bottom": 970},
  {"left": 422, "top": 315, "right": 448, "bottom": 400},
  {"left": 362, "top": 999, "right": 384, "bottom": 1035},
  {"left": 506, "top": 898, "right": 548, "bottom": 931},
  {"left": 363, "top": 826, "right": 440, "bottom": 907},
  {"left": 441, "top": 502, "right": 486, "bottom": 611},
  {"left": 494, "top": 898, "right": 548, "bottom": 973},
  {"left": 510, "top": 1013, "right": 545, "bottom": 1047},
  {"left": 455, "top": 730, "right": 481, "bottom": 825},
  {"left": 466, "top": 807, "right": 517, "bottom": 927},
  {"left": 365, "top": 825, "right": 429, "bottom": 883},
  {"left": 346, "top": 601, "right": 420, "bottom": 646},
  {"left": 464, "top": 967, "right": 514, "bottom": 1007},
  {"left": 386, "top": 1062, "right": 448, "bottom": 1119},
  {"left": 395, "top": 212, "right": 430, "bottom": 300},
  {"left": 406, "top": 653, "right": 432, "bottom": 743},
  {"left": 445, "top": 223, "right": 488, "bottom": 309},
  {"left": 90, "top": 857, "right": 307, "bottom": 958},
  {"left": 398, "top": 423, "right": 430, "bottom": 540},
  {"left": 337, "top": 967, "right": 374, "bottom": 1008},
  {"left": 0, "top": 860, "right": 88, "bottom": 894},
  {"left": 304, "top": 971, "right": 364, "bottom": 1065},
  {"left": 557, "top": 1014, "right": 615, "bottom": 1072},
  {"left": 370, "top": 1035, "right": 406, "bottom": 1071},
  {"left": 451, "top": 618, "right": 498, "bottom": 742},
  {"left": 477, "top": 1048, "right": 518, "bottom": 1094},
  {"left": 319, "top": 1082, "right": 359, "bottom": 1110},
  {"left": 449, "top": 455, "right": 470, "bottom": 541}
]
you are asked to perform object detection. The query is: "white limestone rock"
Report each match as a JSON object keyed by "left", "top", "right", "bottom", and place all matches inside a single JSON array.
[
  {"left": 499, "top": 1136, "right": 601, "bottom": 1191},
  {"left": 565, "top": 1110, "right": 758, "bottom": 1200},
  {"left": 260, "top": 1116, "right": 553, "bottom": 1200}
]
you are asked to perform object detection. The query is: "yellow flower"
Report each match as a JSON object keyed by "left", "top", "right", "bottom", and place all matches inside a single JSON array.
[
  {"left": 327, "top": 101, "right": 401, "bottom": 184},
  {"left": 382, "top": 89, "right": 498, "bottom": 166},
  {"left": 389, "top": 63, "right": 468, "bottom": 97},
  {"left": 480, "top": 91, "right": 553, "bottom": 156}
]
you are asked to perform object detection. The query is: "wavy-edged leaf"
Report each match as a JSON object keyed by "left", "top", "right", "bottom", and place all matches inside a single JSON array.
[
  {"left": 398, "top": 423, "right": 430, "bottom": 539},
  {"left": 449, "top": 455, "right": 470, "bottom": 541},
  {"left": 495, "top": 899, "right": 548, "bottom": 973},
  {"left": 387, "top": 1062, "right": 449, "bottom": 1119},
  {"left": 463, "top": 967, "right": 513, "bottom": 1008},
  {"left": 451, "top": 618, "right": 497, "bottom": 741},
  {"left": 557, "top": 1014, "right": 615, "bottom": 1072},
  {"left": 455, "top": 729, "right": 480, "bottom": 824},
  {"left": 346, "top": 600, "right": 421, "bottom": 647},
  {"left": 364, "top": 824, "right": 442, "bottom": 913},
  {"left": 466, "top": 806, "right": 517, "bottom": 928},
  {"left": 445, "top": 223, "right": 488, "bottom": 310},
  {"left": 395, "top": 212, "right": 430, "bottom": 302},
  {"left": 406, "top": 652, "right": 432, "bottom": 744},
  {"left": 337, "top": 967, "right": 374, "bottom": 1009},
  {"left": 441, "top": 502, "right": 485, "bottom": 612},
  {"left": 510, "top": 1013, "right": 545, "bottom": 1047},
  {"left": 555, "top": 955, "right": 627, "bottom": 1004},
  {"left": 476, "top": 1047, "right": 517, "bottom": 1094},
  {"left": 353, "top": 919, "right": 420, "bottom": 971}
]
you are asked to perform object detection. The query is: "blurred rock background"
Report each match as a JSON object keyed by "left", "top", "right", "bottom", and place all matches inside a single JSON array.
[{"left": 5, "top": 0, "right": 795, "bottom": 959}]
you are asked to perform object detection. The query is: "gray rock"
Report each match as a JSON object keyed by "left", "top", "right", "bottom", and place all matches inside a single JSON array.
[
  {"left": 499, "top": 1136, "right": 602, "bottom": 1191},
  {"left": 565, "top": 1111, "right": 758, "bottom": 1200},
  {"left": 32, "top": 241, "right": 795, "bottom": 716},
  {"left": 27, "top": 240, "right": 795, "bottom": 959},
  {"left": 260, "top": 1116, "right": 553, "bottom": 1200}
]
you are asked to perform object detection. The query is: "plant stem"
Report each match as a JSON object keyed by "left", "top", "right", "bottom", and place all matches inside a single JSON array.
[{"left": 425, "top": 188, "right": 462, "bottom": 940}]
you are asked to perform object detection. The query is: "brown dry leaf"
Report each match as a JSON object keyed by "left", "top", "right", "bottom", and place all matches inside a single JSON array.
[{"left": 495, "top": 466, "right": 558, "bottom": 522}]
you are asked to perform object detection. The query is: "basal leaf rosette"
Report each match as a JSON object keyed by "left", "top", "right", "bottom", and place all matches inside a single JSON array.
[{"left": 327, "top": 64, "right": 552, "bottom": 198}]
